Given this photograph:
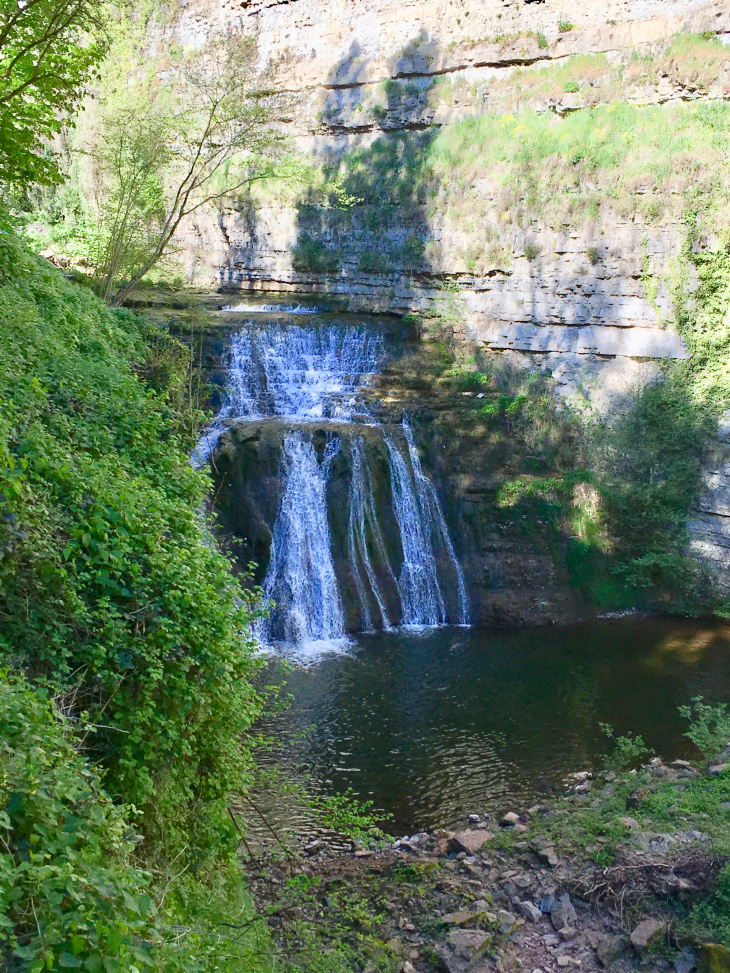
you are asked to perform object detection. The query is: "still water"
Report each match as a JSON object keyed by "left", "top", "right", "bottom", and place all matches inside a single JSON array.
[{"left": 258, "top": 619, "right": 730, "bottom": 834}]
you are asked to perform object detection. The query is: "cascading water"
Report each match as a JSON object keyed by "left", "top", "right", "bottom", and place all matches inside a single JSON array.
[
  {"left": 203, "top": 317, "right": 470, "bottom": 650},
  {"left": 260, "top": 435, "right": 345, "bottom": 647},
  {"left": 347, "top": 436, "right": 395, "bottom": 633},
  {"left": 402, "top": 419, "right": 471, "bottom": 627},
  {"left": 384, "top": 433, "right": 447, "bottom": 628}
]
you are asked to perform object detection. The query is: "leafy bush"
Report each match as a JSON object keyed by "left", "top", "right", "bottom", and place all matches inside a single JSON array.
[
  {"left": 0, "top": 671, "right": 155, "bottom": 972},
  {"left": 537, "top": 32, "right": 548, "bottom": 49},
  {"left": 599, "top": 723, "right": 653, "bottom": 772},
  {"left": 358, "top": 251, "right": 393, "bottom": 274},
  {"left": 680, "top": 697, "right": 730, "bottom": 760},
  {"left": 0, "top": 236, "right": 263, "bottom": 864},
  {"left": 291, "top": 234, "right": 340, "bottom": 273},
  {"left": 563, "top": 80, "right": 579, "bottom": 93}
]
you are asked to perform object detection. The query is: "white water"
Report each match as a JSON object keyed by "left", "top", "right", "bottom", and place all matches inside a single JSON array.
[
  {"left": 198, "top": 317, "right": 470, "bottom": 649},
  {"left": 223, "top": 302, "right": 319, "bottom": 314},
  {"left": 347, "top": 436, "right": 395, "bottom": 633},
  {"left": 259, "top": 434, "right": 347, "bottom": 652},
  {"left": 384, "top": 432, "right": 447, "bottom": 628},
  {"left": 402, "top": 419, "right": 471, "bottom": 626}
]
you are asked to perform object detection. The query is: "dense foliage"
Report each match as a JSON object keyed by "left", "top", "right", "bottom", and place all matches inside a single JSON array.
[
  {"left": 0, "top": 672, "right": 156, "bottom": 972},
  {"left": 0, "top": 0, "right": 107, "bottom": 185},
  {"left": 0, "top": 236, "right": 263, "bottom": 863}
]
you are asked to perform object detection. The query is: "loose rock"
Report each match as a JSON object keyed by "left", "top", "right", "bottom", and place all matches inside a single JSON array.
[
  {"left": 674, "top": 946, "right": 696, "bottom": 973},
  {"left": 449, "top": 830, "right": 494, "bottom": 854},
  {"left": 517, "top": 900, "right": 543, "bottom": 923},
  {"left": 630, "top": 918, "right": 665, "bottom": 950}
]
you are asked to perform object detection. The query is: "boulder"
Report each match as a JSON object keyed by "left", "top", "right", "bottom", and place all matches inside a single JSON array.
[
  {"left": 708, "top": 764, "right": 730, "bottom": 777},
  {"left": 501, "top": 812, "right": 521, "bottom": 827},
  {"left": 675, "top": 947, "right": 697, "bottom": 973},
  {"left": 449, "top": 830, "right": 494, "bottom": 854},
  {"left": 698, "top": 944, "right": 730, "bottom": 973},
  {"left": 517, "top": 901, "right": 543, "bottom": 923},
  {"left": 550, "top": 893, "right": 577, "bottom": 931},
  {"left": 435, "top": 930, "right": 491, "bottom": 973},
  {"left": 596, "top": 935, "right": 626, "bottom": 967},
  {"left": 559, "top": 926, "right": 578, "bottom": 941},
  {"left": 631, "top": 918, "right": 665, "bottom": 950}
]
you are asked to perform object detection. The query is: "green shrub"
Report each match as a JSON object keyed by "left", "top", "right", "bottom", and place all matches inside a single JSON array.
[
  {"left": 558, "top": 20, "right": 576, "bottom": 32},
  {"left": 599, "top": 723, "right": 653, "bottom": 772},
  {"left": 537, "top": 32, "right": 549, "bottom": 49},
  {"left": 563, "top": 79, "right": 579, "bottom": 93},
  {"left": 0, "top": 236, "right": 263, "bottom": 864},
  {"left": 0, "top": 671, "right": 155, "bottom": 972},
  {"left": 524, "top": 242, "right": 541, "bottom": 261},
  {"left": 358, "top": 251, "right": 393, "bottom": 274},
  {"left": 679, "top": 697, "right": 730, "bottom": 759},
  {"left": 291, "top": 234, "right": 340, "bottom": 273}
]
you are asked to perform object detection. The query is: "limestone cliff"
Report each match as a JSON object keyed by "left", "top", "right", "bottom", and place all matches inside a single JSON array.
[{"left": 149, "top": 0, "right": 730, "bottom": 597}]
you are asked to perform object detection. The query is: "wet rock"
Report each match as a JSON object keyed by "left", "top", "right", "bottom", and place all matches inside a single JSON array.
[
  {"left": 449, "top": 830, "right": 494, "bottom": 854},
  {"left": 550, "top": 893, "right": 577, "bottom": 931},
  {"left": 675, "top": 947, "right": 697, "bottom": 973},
  {"left": 631, "top": 918, "right": 665, "bottom": 950},
  {"left": 517, "top": 901, "right": 543, "bottom": 923},
  {"left": 540, "top": 895, "right": 556, "bottom": 913},
  {"left": 596, "top": 935, "right": 627, "bottom": 967}
]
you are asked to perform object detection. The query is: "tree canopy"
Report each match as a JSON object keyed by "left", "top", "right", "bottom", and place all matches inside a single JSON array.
[{"left": 0, "top": 0, "right": 107, "bottom": 185}]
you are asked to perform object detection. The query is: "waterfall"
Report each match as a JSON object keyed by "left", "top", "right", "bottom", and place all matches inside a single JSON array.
[
  {"left": 260, "top": 433, "right": 346, "bottom": 648},
  {"left": 202, "top": 316, "right": 471, "bottom": 648},
  {"left": 402, "top": 419, "right": 471, "bottom": 626},
  {"left": 384, "top": 432, "right": 447, "bottom": 628},
  {"left": 347, "top": 436, "right": 395, "bottom": 632}
]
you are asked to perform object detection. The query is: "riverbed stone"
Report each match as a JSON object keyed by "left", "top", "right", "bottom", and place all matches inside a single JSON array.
[
  {"left": 449, "top": 830, "right": 494, "bottom": 854},
  {"left": 501, "top": 812, "right": 521, "bottom": 827}
]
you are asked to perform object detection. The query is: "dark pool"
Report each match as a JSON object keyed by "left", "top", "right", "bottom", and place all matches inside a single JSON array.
[{"left": 257, "top": 619, "right": 730, "bottom": 834}]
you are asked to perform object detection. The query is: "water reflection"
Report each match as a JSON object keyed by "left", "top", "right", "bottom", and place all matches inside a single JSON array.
[{"left": 255, "top": 619, "right": 730, "bottom": 835}]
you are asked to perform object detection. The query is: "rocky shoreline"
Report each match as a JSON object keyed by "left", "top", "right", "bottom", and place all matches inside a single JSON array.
[{"left": 244, "top": 753, "right": 729, "bottom": 973}]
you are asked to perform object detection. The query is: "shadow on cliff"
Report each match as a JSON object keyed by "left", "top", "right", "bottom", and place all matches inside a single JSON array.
[{"left": 291, "top": 34, "right": 443, "bottom": 286}]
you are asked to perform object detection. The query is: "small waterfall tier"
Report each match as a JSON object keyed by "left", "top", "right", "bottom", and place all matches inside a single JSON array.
[{"left": 205, "top": 319, "right": 470, "bottom": 651}]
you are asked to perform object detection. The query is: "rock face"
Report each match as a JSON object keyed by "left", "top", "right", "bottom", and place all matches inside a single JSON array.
[
  {"left": 152, "top": 0, "right": 730, "bottom": 593},
  {"left": 687, "top": 442, "right": 730, "bottom": 596}
]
